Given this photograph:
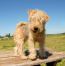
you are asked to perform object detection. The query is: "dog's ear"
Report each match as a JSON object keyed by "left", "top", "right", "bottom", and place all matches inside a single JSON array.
[
  {"left": 43, "top": 12, "right": 50, "bottom": 22},
  {"left": 28, "top": 10, "right": 32, "bottom": 15},
  {"left": 28, "top": 10, "right": 37, "bottom": 16},
  {"left": 45, "top": 15, "right": 50, "bottom": 22}
]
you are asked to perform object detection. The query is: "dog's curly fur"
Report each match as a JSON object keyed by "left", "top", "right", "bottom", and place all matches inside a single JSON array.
[{"left": 14, "top": 9, "right": 50, "bottom": 60}]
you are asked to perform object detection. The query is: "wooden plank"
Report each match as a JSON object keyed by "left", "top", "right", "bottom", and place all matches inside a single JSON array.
[
  {"left": 0, "top": 48, "right": 65, "bottom": 66},
  {"left": 30, "top": 64, "right": 41, "bottom": 66},
  {"left": 4, "top": 56, "right": 65, "bottom": 66}
]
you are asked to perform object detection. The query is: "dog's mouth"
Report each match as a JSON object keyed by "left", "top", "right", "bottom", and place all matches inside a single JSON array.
[
  {"left": 32, "top": 30, "right": 38, "bottom": 33},
  {"left": 33, "top": 31, "right": 37, "bottom": 33}
]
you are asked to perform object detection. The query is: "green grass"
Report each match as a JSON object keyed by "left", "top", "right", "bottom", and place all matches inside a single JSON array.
[
  {"left": 0, "top": 33, "right": 65, "bottom": 66},
  {"left": 46, "top": 34, "right": 65, "bottom": 51},
  {"left": 0, "top": 37, "right": 15, "bottom": 51}
]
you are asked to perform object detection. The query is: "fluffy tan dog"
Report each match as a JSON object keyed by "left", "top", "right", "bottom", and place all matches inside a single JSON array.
[{"left": 14, "top": 9, "right": 50, "bottom": 60}]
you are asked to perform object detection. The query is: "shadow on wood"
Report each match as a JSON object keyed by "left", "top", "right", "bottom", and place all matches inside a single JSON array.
[{"left": 25, "top": 49, "right": 52, "bottom": 59}]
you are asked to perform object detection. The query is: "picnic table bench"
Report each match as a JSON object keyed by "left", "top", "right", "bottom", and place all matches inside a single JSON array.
[{"left": 0, "top": 48, "right": 65, "bottom": 66}]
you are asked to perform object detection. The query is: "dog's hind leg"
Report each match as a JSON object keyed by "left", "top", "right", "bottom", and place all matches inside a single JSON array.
[
  {"left": 16, "top": 40, "right": 28, "bottom": 59},
  {"left": 14, "top": 46, "right": 18, "bottom": 56}
]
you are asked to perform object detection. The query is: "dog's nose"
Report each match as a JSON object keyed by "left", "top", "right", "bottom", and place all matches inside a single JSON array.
[{"left": 34, "top": 27, "right": 38, "bottom": 31}]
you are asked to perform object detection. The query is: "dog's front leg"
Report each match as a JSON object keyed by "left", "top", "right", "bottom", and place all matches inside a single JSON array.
[
  {"left": 39, "top": 39, "right": 46, "bottom": 59},
  {"left": 28, "top": 33, "right": 36, "bottom": 60}
]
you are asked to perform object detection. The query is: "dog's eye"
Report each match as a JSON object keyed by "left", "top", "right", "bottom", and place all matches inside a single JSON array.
[
  {"left": 29, "top": 16, "right": 35, "bottom": 22},
  {"left": 40, "top": 18, "right": 44, "bottom": 24}
]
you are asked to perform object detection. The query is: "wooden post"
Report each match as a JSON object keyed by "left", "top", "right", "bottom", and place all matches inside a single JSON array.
[
  {"left": 46, "top": 60, "right": 61, "bottom": 66},
  {"left": 46, "top": 62, "right": 57, "bottom": 66}
]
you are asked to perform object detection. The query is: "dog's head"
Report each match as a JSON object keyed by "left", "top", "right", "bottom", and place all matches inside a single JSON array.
[{"left": 28, "top": 9, "right": 50, "bottom": 33}]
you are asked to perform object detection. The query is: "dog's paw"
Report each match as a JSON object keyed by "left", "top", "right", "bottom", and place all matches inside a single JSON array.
[
  {"left": 20, "top": 55, "right": 28, "bottom": 60},
  {"left": 39, "top": 54, "right": 47, "bottom": 59},
  {"left": 28, "top": 54, "right": 36, "bottom": 60}
]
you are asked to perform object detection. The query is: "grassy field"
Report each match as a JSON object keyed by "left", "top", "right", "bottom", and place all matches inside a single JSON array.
[{"left": 0, "top": 33, "right": 65, "bottom": 66}]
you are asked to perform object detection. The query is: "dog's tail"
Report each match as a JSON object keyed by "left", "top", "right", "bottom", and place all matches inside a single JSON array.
[{"left": 16, "top": 22, "right": 27, "bottom": 29}]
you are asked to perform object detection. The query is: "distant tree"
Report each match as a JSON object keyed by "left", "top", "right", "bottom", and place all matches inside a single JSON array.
[
  {"left": 0, "top": 35, "right": 1, "bottom": 38},
  {"left": 0, "top": 35, "right": 3, "bottom": 38},
  {"left": 5, "top": 33, "right": 11, "bottom": 37}
]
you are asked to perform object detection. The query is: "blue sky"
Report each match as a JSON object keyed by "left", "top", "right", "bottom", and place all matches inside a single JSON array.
[{"left": 0, "top": 0, "right": 65, "bottom": 35}]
